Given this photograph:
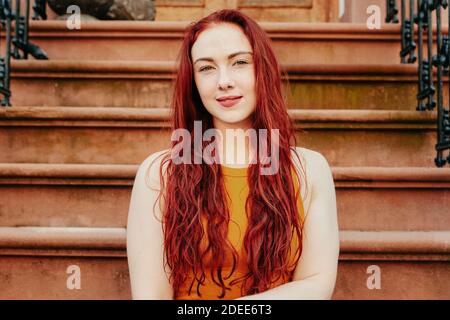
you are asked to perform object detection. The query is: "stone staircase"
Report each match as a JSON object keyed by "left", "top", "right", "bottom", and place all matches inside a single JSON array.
[{"left": 0, "top": 20, "right": 449, "bottom": 299}]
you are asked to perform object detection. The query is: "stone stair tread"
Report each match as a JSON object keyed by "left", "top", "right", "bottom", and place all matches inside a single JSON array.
[
  {"left": 8, "top": 60, "right": 440, "bottom": 109},
  {"left": 0, "top": 226, "right": 125, "bottom": 250},
  {"left": 0, "top": 162, "right": 448, "bottom": 231},
  {"left": 11, "top": 59, "right": 420, "bottom": 74},
  {"left": 0, "top": 107, "right": 441, "bottom": 166},
  {"left": 0, "top": 106, "right": 437, "bottom": 123},
  {"left": 0, "top": 226, "right": 448, "bottom": 256},
  {"left": 0, "top": 227, "right": 447, "bottom": 299},
  {"left": 0, "top": 162, "right": 449, "bottom": 181},
  {"left": 27, "top": 20, "right": 402, "bottom": 32},
  {"left": 9, "top": 20, "right": 448, "bottom": 67}
]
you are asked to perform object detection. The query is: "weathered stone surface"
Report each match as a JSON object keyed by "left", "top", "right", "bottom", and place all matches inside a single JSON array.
[
  {"left": 107, "top": 0, "right": 156, "bottom": 20},
  {"left": 47, "top": 0, "right": 156, "bottom": 21},
  {"left": 48, "top": 0, "right": 112, "bottom": 18}
]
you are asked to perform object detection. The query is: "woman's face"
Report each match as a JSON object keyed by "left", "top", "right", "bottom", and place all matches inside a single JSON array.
[{"left": 191, "top": 23, "right": 256, "bottom": 131}]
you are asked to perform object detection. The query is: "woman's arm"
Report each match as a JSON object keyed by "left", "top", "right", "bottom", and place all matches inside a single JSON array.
[
  {"left": 127, "top": 150, "right": 174, "bottom": 300},
  {"left": 236, "top": 149, "right": 340, "bottom": 300}
]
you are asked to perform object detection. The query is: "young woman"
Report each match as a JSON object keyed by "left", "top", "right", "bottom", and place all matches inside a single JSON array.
[{"left": 127, "top": 9, "right": 339, "bottom": 300}]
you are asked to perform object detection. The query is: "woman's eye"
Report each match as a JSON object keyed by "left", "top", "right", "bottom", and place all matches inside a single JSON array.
[
  {"left": 199, "top": 60, "right": 248, "bottom": 72},
  {"left": 234, "top": 60, "right": 248, "bottom": 65},
  {"left": 199, "top": 66, "right": 213, "bottom": 72}
]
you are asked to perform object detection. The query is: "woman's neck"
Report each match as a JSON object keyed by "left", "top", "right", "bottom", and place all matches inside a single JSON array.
[{"left": 213, "top": 125, "right": 255, "bottom": 168}]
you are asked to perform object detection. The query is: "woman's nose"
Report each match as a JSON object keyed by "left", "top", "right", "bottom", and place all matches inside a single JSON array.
[{"left": 217, "top": 69, "right": 235, "bottom": 89}]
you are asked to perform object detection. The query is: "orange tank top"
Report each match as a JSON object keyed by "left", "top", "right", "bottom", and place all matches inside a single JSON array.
[{"left": 174, "top": 164, "right": 305, "bottom": 300}]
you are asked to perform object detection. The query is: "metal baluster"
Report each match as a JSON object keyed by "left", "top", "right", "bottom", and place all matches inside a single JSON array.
[
  {"left": 0, "top": 0, "right": 12, "bottom": 106},
  {"left": 11, "top": 0, "right": 20, "bottom": 59},
  {"left": 446, "top": 0, "right": 450, "bottom": 164},
  {"left": 401, "top": 0, "right": 418, "bottom": 63},
  {"left": 23, "top": 0, "right": 30, "bottom": 59},
  {"left": 0, "top": 0, "right": 48, "bottom": 107},
  {"left": 447, "top": 0, "right": 450, "bottom": 164},
  {"left": 32, "top": 0, "right": 46, "bottom": 20},
  {"left": 426, "top": 0, "right": 436, "bottom": 110},
  {"left": 408, "top": 0, "right": 417, "bottom": 62},
  {"left": 416, "top": 0, "right": 427, "bottom": 110},
  {"left": 440, "top": 0, "right": 450, "bottom": 164},
  {"left": 415, "top": 0, "right": 437, "bottom": 110},
  {"left": 401, "top": 0, "right": 407, "bottom": 63},
  {"left": 433, "top": 1, "right": 447, "bottom": 166},
  {"left": 12, "top": 0, "right": 47, "bottom": 59},
  {"left": 386, "top": 0, "right": 400, "bottom": 23}
]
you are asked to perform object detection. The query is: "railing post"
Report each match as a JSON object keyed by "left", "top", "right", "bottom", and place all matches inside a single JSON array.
[
  {"left": 32, "top": 0, "right": 46, "bottom": 20},
  {"left": 386, "top": 0, "right": 400, "bottom": 22},
  {"left": 0, "top": 0, "right": 13, "bottom": 107},
  {"left": 401, "top": 0, "right": 418, "bottom": 63},
  {"left": 387, "top": 0, "right": 450, "bottom": 166},
  {"left": 0, "top": 0, "right": 48, "bottom": 107},
  {"left": 434, "top": 0, "right": 450, "bottom": 165}
]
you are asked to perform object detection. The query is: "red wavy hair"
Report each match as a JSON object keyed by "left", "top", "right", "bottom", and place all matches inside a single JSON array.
[{"left": 148, "top": 9, "right": 308, "bottom": 299}]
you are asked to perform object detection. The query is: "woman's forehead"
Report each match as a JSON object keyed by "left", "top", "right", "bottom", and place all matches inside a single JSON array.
[{"left": 191, "top": 24, "right": 252, "bottom": 59}]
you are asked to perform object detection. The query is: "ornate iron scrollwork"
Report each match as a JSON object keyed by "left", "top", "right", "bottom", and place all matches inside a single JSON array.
[
  {"left": 388, "top": 0, "right": 450, "bottom": 166},
  {"left": 0, "top": 0, "right": 48, "bottom": 107}
]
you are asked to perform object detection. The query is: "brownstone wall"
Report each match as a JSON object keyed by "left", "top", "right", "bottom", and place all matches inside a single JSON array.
[
  {"left": 18, "top": 0, "right": 338, "bottom": 22},
  {"left": 155, "top": 0, "right": 339, "bottom": 22}
]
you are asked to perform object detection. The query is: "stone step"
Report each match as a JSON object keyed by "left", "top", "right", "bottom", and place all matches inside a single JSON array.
[
  {"left": 0, "top": 163, "right": 448, "bottom": 231},
  {"left": 9, "top": 60, "right": 446, "bottom": 109},
  {"left": 336, "top": 230, "right": 450, "bottom": 300},
  {"left": 0, "top": 227, "right": 448, "bottom": 299},
  {"left": 0, "top": 106, "right": 439, "bottom": 167},
  {"left": 4, "top": 21, "right": 408, "bottom": 64}
]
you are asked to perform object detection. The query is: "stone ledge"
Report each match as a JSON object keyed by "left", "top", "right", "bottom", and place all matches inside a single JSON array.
[
  {"left": 10, "top": 60, "right": 444, "bottom": 82},
  {"left": 19, "top": 20, "right": 445, "bottom": 40},
  {"left": 0, "top": 227, "right": 448, "bottom": 260},
  {"left": 0, "top": 163, "right": 449, "bottom": 187},
  {"left": 0, "top": 107, "right": 437, "bottom": 129}
]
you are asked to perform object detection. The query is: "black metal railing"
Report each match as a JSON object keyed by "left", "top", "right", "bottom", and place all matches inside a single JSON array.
[
  {"left": 386, "top": 0, "right": 450, "bottom": 167},
  {"left": 0, "top": 0, "right": 47, "bottom": 107}
]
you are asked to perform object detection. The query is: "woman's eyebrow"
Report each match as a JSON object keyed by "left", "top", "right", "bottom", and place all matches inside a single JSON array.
[{"left": 193, "top": 51, "right": 253, "bottom": 65}]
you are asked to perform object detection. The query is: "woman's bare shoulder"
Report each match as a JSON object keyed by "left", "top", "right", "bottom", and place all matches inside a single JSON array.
[
  {"left": 292, "top": 146, "right": 332, "bottom": 216},
  {"left": 294, "top": 146, "right": 330, "bottom": 175},
  {"left": 141, "top": 148, "right": 171, "bottom": 167},
  {"left": 295, "top": 146, "right": 325, "bottom": 164},
  {"left": 138, "top": 148, "right": 171, "bottom": 190}
]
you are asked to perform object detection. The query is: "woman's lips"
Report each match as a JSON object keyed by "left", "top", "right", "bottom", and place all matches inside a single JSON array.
[{"left": 217, "top": 97, "right": 242, "bottom": 108}]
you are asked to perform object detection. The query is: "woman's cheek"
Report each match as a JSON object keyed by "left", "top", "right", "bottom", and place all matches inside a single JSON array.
[{"left": 240, "top": 70, "right": 255, "bottom": 87}]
